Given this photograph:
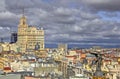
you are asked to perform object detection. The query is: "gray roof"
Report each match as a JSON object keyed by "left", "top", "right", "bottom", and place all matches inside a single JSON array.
[
  {"left": 75, "top": 62, "right": 83, "bottom": 67},
  {"left": 86, "top": 53, "right": 96, "bottom": 58},
  {"left": 0, "top": 74, "right": 21, "bottom": 79}
]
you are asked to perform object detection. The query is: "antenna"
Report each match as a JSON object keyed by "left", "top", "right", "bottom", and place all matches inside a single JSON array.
[{"left": 22, "top": 7, "right": 25, "bottom": 16}]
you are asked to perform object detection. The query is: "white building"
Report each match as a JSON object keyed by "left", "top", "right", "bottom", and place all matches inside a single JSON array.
[{"left": 69, "top": 74, "right": 89, "bottom": 79}]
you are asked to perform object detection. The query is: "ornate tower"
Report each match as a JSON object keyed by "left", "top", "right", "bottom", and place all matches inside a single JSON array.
[
  {"left": 17, "top": 14, "right": 28, "bottom": 53},
  {"left": 17, "top": 10, "right": 45, "bottom": 53}
]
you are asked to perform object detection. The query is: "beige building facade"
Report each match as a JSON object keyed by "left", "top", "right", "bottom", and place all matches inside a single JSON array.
[{"left": 17, "top": 15, "right": 44, "bottom": 53}]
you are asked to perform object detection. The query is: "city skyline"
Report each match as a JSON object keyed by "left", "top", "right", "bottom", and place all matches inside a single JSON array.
[{"left": 0, "top": 0, "right": 120, "bottom": 48}]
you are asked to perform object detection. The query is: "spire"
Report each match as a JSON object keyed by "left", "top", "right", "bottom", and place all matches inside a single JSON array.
[
  {"left": 19, "top": 8, "right": 27, "bottom": 26},
  {"left": 22, "top": 8, "right": 25, "bottom": 17},
  {"left": 21, "top": 8, "right": 25, "bottom": 18}
]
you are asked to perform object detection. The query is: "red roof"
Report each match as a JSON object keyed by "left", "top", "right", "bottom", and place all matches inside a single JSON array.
[
  {"left": 75, "top": 50, "right": 83, "bottom": 53},
  {"left": 29, "top": 59, "right": 35, "bottom": 62},
  {"left": 104, "top": 60, "right": 111, "bottom": 62},
  {"left": 4, "top": 67, "right": 11, "bottom": 70}
]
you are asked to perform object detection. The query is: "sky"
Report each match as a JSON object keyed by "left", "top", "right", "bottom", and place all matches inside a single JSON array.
[{"left": 0, "top": 0, "right": 120, "bottom": 48}]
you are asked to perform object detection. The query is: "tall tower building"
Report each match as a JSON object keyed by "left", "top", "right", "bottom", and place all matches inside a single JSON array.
[
  {"left": 11, "top": 32, "right": 17, "bottom": 43},
  {"left": 17, "top": 14, "right": 44, "bottom": 53}
]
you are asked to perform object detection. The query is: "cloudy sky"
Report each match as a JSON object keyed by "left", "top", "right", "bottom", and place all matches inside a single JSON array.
[{"left": 0, "top": 0, "right": 120, "bottom": 48}]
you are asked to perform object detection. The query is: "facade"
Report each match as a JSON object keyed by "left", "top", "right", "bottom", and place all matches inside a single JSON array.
[
  {"left": 34, "top": 62, "right": 59, "bottom": 76},
  {"left": 1, "top": 43, "right": 10, "bottom": 51},
  {"left": 69, "top": 74, "right": 89, "bottom": 79},
  {"left": 58, "top": 43, "right": 67, "bottom": 53},
  {"left": 0, "top": 43, "right": 19, "bottom": 52},
  {"left": 0, "top": 44, "right": 3, "bottom": 53},
  {"left": 17, "top": 15, "right": 44, "bottom": 53}
]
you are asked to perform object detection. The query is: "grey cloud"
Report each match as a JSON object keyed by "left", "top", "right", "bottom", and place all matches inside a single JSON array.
[
  {"left": 0, "top": 11, "right": 19, "bottom": 20},
  {"left": 0, "top": 26, "right": 10, "bottom": 38},
  {"left": 5, "top": 0, "right": 34, "bottom": 9},
  {"left": 0, "top": 0, "right": 6, "bottom": 11},
  {"left": 81, "top": 0, "right": 120, "bottom": 11},
  {"left": 5, "top": 0, "right": 57, "bottom": 14}
]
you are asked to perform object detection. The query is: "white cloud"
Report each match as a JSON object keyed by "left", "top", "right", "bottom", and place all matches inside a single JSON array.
[
  {"left": 0, "top": 27, "right": 3, "bottom": 29},
  {"left": 0, "top": 11, "right": 18, "bottom": 19}
]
